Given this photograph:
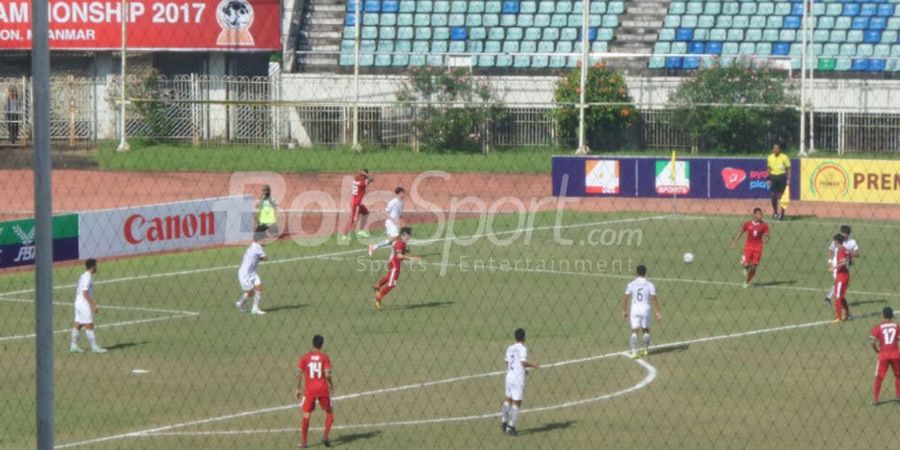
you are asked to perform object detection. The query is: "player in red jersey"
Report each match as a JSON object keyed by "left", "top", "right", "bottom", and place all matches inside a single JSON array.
[
  {"left": 372, "top": 227, "right": 421, "bottom": 311},
  {"left": 295, "top": 335, "right": 334, "bottom": 448},
  {"left": 869, "top": 307, "right": 900, "bottom": 405},
  {"left": 341, "top": 169, "right": 374, "bottom": 240},
  {"left": 729, "top": 207, "right": 770, "bottom": 288},
  {"left": 829, "top": 234, "right": 852, "bottom": 322}
]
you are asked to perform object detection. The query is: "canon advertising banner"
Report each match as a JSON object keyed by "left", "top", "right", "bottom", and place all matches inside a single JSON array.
[
  {"left": 78, "top": 196, "right": 254, "bottom": 259},
  {"left": 0, "top": 0, "right": 280, "bottom": 50}
]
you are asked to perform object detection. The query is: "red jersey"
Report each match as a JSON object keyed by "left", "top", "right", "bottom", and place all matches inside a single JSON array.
[
  {"left": 297, "top": 351, "right": 332, "bottom": 397},
  {"left": 871, "top": 322, "right": 900, "bottom": 361},
  {"left": 350, "top": 176, "right": 369, "bottom": 204},
  {"left": 742, "top": 220, "right": 769, "bottom": 248},
  {"left": 389, "top": 239, "right": 407, "bottom": 268},
  {"left": 833, "top": 247, "right": 850, "bottom": 275}
]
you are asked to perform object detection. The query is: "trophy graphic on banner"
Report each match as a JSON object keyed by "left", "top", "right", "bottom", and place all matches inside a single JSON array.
[{"left": 216, "top": 0, "right": 255, "bottom": 46}]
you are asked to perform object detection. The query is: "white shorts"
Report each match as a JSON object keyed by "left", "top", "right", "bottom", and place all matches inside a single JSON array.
[
  {"left": 238, "top": 272, "right": 262, "bottom": 292},
  {"left": 630, "top": 309, "right": 651, "bottom": 329},
  {"left": 505, "top": 380, "right": 524, "bottom": 401},
  {"left": 385, "top": 219, "right": 400, "bottom": 238},
  {"left": 74, "top": 300, "right": 93, "bottom": 324}
]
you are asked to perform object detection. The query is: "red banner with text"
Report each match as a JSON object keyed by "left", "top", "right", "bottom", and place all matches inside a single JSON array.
[{"left": 0, "top": 0, "right": 280, "bottom": 51}]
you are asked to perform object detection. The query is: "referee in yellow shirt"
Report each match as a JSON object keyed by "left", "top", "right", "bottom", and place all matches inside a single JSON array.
[{"left": 766, "top": 144, "right": 791, "bottom": 220}]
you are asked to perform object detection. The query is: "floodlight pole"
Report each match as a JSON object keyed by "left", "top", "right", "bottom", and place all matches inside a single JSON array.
[
  {"left": 576, "top": 0, "right": 590, "bottom": 155},
  {"left": 808, "top": 0, "right": 816, "bottom": 154},
  {"left": 116, "top": 0, "right": 130, "bottom": 152},
  {"left": 32, "top": 0, "right": 55, "bottom": 447},
  {"left": 798, "top": 0, "right": 808, "bottom": 157},
  {"left": 352, "top": 0, "right": 361, "bottom": 152}
]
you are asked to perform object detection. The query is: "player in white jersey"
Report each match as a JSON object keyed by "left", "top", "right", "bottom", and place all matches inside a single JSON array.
[
  {"left": 369, "top": 187, "right": 406, "bottom": 256},
  {"left": 500, "top": 328, "right": 539, "bottom": 436},
  {"left": 825, "top": 224, "right": 860, "bottom": 306},
  {"left": 236, "top": 226, "right": 269, "bottom": 315},
  {"left": 70, "top": 259, "right": 106, "bottom": 353},
  {"left": 622, "top": 265, "right": 662, "bottom": 359}
]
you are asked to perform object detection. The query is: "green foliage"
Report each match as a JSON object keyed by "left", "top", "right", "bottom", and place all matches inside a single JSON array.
[
  {"left": 397, "top": 66, "right": 505, "bottom": 152},
  {"left": 553, "top": 63, "right": 638, "bottom": 150},
  {"left": 667, "top": 59, "right": 799, "bottom": 153},
  {"left": 130, "top": 72, "right": 174, "bottom": 142}
]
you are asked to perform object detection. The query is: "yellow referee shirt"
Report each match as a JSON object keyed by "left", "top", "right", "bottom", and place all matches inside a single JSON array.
[{"left": 767, "top": 153, "right": 791, "bottom": 176}]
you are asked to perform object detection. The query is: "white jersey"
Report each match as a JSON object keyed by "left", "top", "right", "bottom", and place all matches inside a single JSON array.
[
  {"left": 505, "top": 342, "right": 528, "bottom": 385},
  {"left": 829, "top": 238, "right": 859, "bottom": 271},
  {"left": 625, "top": 277, "right": 656, "bottom": 313},
  {"left": 238, "top": 242, "right": 266, "bottom": 277},
  {"left": 385, "top": 197, "right": 404, "bottom": 223},
  {"left": 74, "top": 271, "right": 93, "bottom": 303}
]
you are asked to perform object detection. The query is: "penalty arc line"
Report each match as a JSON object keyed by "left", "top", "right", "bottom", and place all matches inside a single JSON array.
[
  {"left": 56, "top": 317, "right": 833, "bottom": 448},
  {"left": 141, "top": 356, "right": 658, "bottom": 438},
  {"left": 2, "top": 214, "right": 676, "bottom": 298}
]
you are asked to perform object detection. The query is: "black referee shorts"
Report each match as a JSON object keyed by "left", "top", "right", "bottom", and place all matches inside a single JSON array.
[{"left": 769, "top": 174, "right": 787, "bottom": 196}]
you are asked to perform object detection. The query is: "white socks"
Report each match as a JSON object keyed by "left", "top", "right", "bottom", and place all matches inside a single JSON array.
[
  {"left": 508, "top": 405, "right": 519, "bottom": 427},
  {"left": 643, "top": 333, "right": 651, "bottom": 351},
  {"left": 237, "top": 293, "right": 250, "bottom": 309},
  {"left": 375, "top": 239, "right": 391, "bottom": 250},
  {"left": 630, "top": 333, "right": 638, "bottom": 354},
  {"left": 70, "top": 328, "right": 79, "bottom": 349},
  {"left": 501, "top": 402, "right": 510, "bottom": 423},
  {"left": 85, "top": 329, "right": 98, "bottom": 348},
  {"left": 252, "top": 292, "right": 262, "bottom": 310}
]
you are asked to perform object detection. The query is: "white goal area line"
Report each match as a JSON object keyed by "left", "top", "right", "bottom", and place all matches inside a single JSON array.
[{"left": 56, "top": 317, "right": 833, "bottom": 448}]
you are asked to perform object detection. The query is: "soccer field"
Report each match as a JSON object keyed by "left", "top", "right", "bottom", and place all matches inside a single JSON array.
[{"left": 2, "top": 211, "right": 899, "bottom": 449}]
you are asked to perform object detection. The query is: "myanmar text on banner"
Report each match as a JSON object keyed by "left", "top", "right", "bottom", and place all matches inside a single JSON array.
[
  {"left": 801, "top": 158, "right": 900, "bottom": 204},
  {"left": 77, "top": 195, "right": 254, "bottom": 259},
  {"left": 0, "top": 0, "right": 281, "bottom": 50}
]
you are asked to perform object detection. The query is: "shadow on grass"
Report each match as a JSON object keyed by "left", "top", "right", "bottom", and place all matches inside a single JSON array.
[
  {"left": 105, "top": 341, "right": 148, "bottom": 351},
  {"left": 519, "top": 420, "right": 577, "bottom": 436},
  {"left": 332, "top": 430, "right": 381, "bottom": 446},
  {"left": 755, "top": 280, "right": 797, "bottom": 287},
  {"left": 404, "top": 301, "right": 454, "bottom": 310},
  {"left": 779, "top": 215, "right": 817, "bottom": 222},
  {"left": 264, "top": 304, "right": 307, "bottom": 313},
  {"left": 849, "top": 299, "right": 887, "bottom": 307},
  {"left": 649, "top": 343, "right": 690, "bottom": 356}
]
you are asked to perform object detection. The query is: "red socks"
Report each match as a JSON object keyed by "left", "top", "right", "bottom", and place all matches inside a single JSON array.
[
  {"left": 301, "top": 417, "right": 310, "bottom": 445},
  {"left": 325, "top": 412, "right": 334, "bottom": 439}
]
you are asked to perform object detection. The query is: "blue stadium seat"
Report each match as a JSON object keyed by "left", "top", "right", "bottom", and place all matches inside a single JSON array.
[
  {"left": 877, "top": 5, "right": 894, "bottom": 17},
  {"left": 868, "top": 59, "right": 887, "bottom": 71},
  {"left": 450, "top": 27, "right": 468, "bottom": 40},
  {"left": 852, "top": 17, "right": 869, "bottom": 30},
  {"left": 783, "top": 16, "right": 801, "bottom": 29},
  {"left": 706, "top": 41, "right": 723, "bottom": 54},
  {"left": 791, "top": 3, "right": 803, "bottom": 16},
  {"left": 666, "top": 56, "right": 683, "bottom": 69},
  {"left": 851, "top": 59, "right": 869, "bottom": 71},
  {"left": 865, "top": 30, "right": 882, "bottom": 43},
  {"left": 577, "top": 27, "right": 598, "bottom": 41},
  {"left": 382, "top": 0, "right": 400, "bottom": 12},
  {"left": 676, "top": 28, "right": 694, "bottom": 41},
  {"left": 502, "top": 0, "right": 520, "bottom": 14},
  {"left": 689, "top": 41, "right": 705, "bottom": 54},
  {"left": 843, "top": 4, "right": 860, "bottom": 16},
  {"left": 870, "top": 17, "right": 887, "bottom": 30},
  {"left": 347, "top": 1, "right": 359, "bottom": 12},
  {"left": 860, "top": 3, "right": 878, "bottom": 17},
  {"left": 345, "top": 14, "right": 357, "bottom": 26},
  {"left": 773, "top": 42, "right": 791, "bottom": 55},
  {"left": 683, "top": 57, "right": 701, "bottom": 69},
  {"left": 364, "top": 0, "right": 381, "bottom": 13}
]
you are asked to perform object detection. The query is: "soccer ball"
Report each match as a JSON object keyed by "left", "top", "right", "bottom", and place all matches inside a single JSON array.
[{"left": 683, "top": 252, "right": 695, "bottom": 264}]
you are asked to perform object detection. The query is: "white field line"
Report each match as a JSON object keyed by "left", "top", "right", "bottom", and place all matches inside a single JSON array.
[
  {"left": 674, "top": 213, "right": 900, "bottom": 230},
  {"left": 0, "top": 297, "right": 200, "bottom": 316},
  {"left": 56, "top": 318, "right": 830, "bottom": 448},
  {"left": 2, "top": 215, "right": 675, "bottom": 298},
  {"left": 0, "top": 313, "right": 199, "bottom": 343},
  {"left": 142, "top": 356, "right": 658, "bottom": 438},
  {"left": 323, "top": 255, "right": 900, "bottom": 299}
]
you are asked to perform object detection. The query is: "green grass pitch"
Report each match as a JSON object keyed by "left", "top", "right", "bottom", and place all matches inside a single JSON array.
[{"left": 2, "top": 211, "right": 899, "bottom": 449}]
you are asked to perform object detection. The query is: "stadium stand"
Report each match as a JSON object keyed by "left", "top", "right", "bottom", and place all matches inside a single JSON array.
[
  {"left": 337, "top": 0, "right": 627, "bottom": 68},
  {"left": 652, "top": 0, "right": 900, "bottom": 72}
]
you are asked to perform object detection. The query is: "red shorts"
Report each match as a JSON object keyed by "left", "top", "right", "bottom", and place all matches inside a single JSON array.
[
  {"left": 741, "top": 246, "right": 763, "bottom": 266},
  {"left": 385, "top": 265, "right": 401, "bottom": 286},
  {"left": 832, "top": 275, "right": 849, "bottom": 300},
  {"left": 876, "top": 358, "right": 900, "bottom": 379},
  {"left": 350, "top": 202, "right": 369, "bottom": 222},
  {"left": 301, "top": 394, "right": 332, "bottom": 413}
]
